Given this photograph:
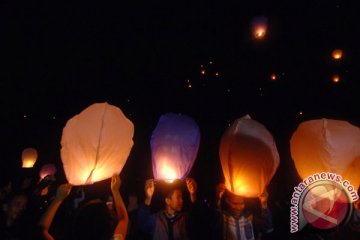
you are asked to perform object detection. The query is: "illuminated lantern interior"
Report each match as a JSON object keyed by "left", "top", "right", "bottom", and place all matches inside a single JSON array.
[
  {"left": 332, "top": 49, "right": 343, "bottom": 60},
  {"left": 151, "top": 113, "right": 200, "bottom": 182},
  {"left": 61, "top": 103, "right": 134, "bottom": 185},
  {"left": 332, "top": 74, "right": 340, "bottom": 83},
  {"left": 291, "top": 119, "right": 360, "bottom": 191},
  {"left": 22, "top": 148, "right": 38, "bottom": 168},
  {"left": 251, "top": 16, "right": 268, "bottom": 40},
  {"left": 39, "top": 163, "right": 57, "bottom": 180},
  {"left": 270, "top": 73, "right": 277, "bottom": 81},
  {"left": 219, "top": 115, "right": 280, "bottom": 198}
]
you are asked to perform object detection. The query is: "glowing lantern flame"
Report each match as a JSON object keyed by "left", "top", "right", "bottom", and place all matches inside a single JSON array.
[
  {"left": 251, "top": 16, "right": 268, "bottom": 40},
  {"left": 151, "top": 113, "right": 200, "bottom": 182},
  {"left": 291, "top": 119, "right": 360, "bottom": 193},
  {"left": 270, "top": 74, "right": 277, "bottom": 81},
  {"left": 332, "top": 74, "right": 340, "bottom": 83},
  {"left": 39, "top": 163, "right": 57, "bottom": 180},
  {"left": 332, "top": 49, "right": 343, "bottom": 60},
  {"left": 22, "top": 148, "right": 38, "bottom": 168},
  {"left": 219, "top": 115, "right": 280, "bottom": 197},
  {"left": 61, "top": 103, "right": 134, "bottom": 185},
  {"left": 159, "top": 158, "right": 177, "bottom": 183}
]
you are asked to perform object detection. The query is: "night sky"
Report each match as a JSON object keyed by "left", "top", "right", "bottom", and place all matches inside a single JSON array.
[{"left": 1, "top": 0, "right": 360, "bottom": 233}]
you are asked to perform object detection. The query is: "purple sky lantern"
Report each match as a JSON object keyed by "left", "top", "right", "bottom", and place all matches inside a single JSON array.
[
  {"left": 151, "top": 113, "right": 200, "bottom": 182},
  {"left": 39, "top": 163, "right": 57, "bottom": 180}
]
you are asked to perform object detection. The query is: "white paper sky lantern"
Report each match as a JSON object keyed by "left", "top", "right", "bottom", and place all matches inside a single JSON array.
[
  {"left": 291, "top": 119, "right": 360, "bottom": 189},
  {"left": 219, "top": 115, "right": 280, "bottom": 198},
  {"left": 151, "top": 113, "right": 200, "bottom": 182},
  {"left": 61, "top": 103, "right": 134, "bottom": 185},
  {"left": 22, "top": 148, "right": 38, "bottom": 168}
]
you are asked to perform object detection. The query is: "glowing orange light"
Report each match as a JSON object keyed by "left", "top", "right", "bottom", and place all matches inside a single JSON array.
[
  {"left": 201, "top": 69, "right": 206, "bottom": 75},
  {"left": 188, "top": 84, "right": 192, "bottom": 88},
  {"left": 332, "top": 49, "right": 343, "bottom": 60},
  {"left": 254, "top": 27, "right": 266, "bottom": 39},
  {"left": 22, "top": 148, "right": 38, "bottom": 168},
  {"left": 332, "top": 74, "right": 340, "bottom": 83},
  {"left": 225, "top": 178, "right": 249, "bottom": 196},
  {"left": 251, "top": 16, "right": 268, "bottom": 40},
  {"left": 270, "top": 74, "right": 277, "bottom": 81},
  {"left": 215, "top": 72, "right": 219, "bottom": 76},
  {"left": 158, "top": 158, "right": 178, "bottom": 182},
  {"left": 220, "top": 115, "right": 280, "bottom": 198},
  {"left": 291, "top": 119, "right": 360, "bottom": 193}
]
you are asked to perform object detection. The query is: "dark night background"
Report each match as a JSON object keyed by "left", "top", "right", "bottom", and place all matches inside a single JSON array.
[{"left": 1, "top": 0, "right": 360, "bottom": 237}]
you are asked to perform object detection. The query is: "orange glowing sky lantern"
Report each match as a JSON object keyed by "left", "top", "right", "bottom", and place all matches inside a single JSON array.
[
  {"left": 251, "top": 16, "right": 268, "bottom": 40},
  {"left": 151, "top": 113, "right": 200, "bottom": 182},
  {"left": 332, "top": 74, "right": 340, "bottom": 83},
  {"left": 219, "top": 115, "right": 280, "bottom": 198},
  {"left": 270, "top": 73, "right": 277, "bottom": 81},
  {"left": 332, "top": 49, "right": 343, "bottom": 60},
  {"left": 61, "top": 103, "right": 134, "bottom": 185},
  {"left": 22, "top": 147, "right": 38, "bottom": 168},
  {"left": 291, "top": 119, "right": 360, "bottom": 190}
]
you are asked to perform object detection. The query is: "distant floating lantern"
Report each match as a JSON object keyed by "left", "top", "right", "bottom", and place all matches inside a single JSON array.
[
  {"left": 201, "top": 69, "right": 206, "bottom": 75},
  {"left": 22, "top": 148, "right": 38, "bottom": 168},
  {"left": 251, "top": 16, "right": 268, "bottom": 40},
  {"left": 332, "top": 49, "right": 343, "bottom": 60},
  {"left": 151, "top": 113, "right": 200, "bottom": 182},
  {"left": 61, "top": 103, "right": 134, "bottom": 185},
  {"left": 291, "top": 119, "right": 360, "bottom": 193},
  {"left": 39, "top": 163, "right": 57, "bottom": 180},
  {"left": 332, "top": 74, "right": 340, "bottom": 83},
  {"left": 270, "top": 73, "right": 277, "bottom": 81},
  {"left": 219, "top": 115, "right": 280, "bottom": 198}
]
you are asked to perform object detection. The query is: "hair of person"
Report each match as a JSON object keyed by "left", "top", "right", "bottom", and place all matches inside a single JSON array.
[{"left": 71, "top": 199, "right": 116, "bottom": 240}]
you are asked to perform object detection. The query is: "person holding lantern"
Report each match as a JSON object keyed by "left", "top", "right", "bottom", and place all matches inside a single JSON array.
[
  {"left": 212, "top": 183, "right": 273, "bottom": 240},
  {"left": 137, "top": 178, "right": 198, "bottom": 240},
  {"left": 39, "top": 174, "right": 128, "bottom": 240}
]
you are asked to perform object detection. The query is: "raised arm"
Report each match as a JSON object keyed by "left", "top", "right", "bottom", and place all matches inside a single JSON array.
[
  {"left": 144, "top": 179, "right": 155, "bottom": 206},
  {"left": 186, "top": 178, "right": 198, "bottom": 203},
  {"left": 215, "top": 183, "right": 226, "bottom": 209},
  {"left": 111, "top": 174, "right": 128, "bottom": 239},
  {"left": 39, "top": 183, "right": 72, "bottom": 240}
]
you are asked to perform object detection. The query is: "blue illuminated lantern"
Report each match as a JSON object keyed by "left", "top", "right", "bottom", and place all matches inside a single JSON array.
[{"left": 151, "top": 113, "right": 200, "bottom": 182}]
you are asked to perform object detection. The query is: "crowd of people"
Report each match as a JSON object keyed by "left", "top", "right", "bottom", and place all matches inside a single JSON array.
[{"left": 1, "top": 169, "right": 360, "bottom": 240}]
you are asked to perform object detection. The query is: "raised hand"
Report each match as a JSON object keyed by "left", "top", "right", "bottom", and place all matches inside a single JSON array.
[
  {"left": 186, "top": 178, "right": 197, "bottom": 194},
  {"left": 144, "top": 179, "right": 155, "bottom": 206},
  {"left": 55, "top": 183, "right": 72, "bottom": 201},
  {"left": 259, "top": 189, "right": 269, "bottom": 209},
  {"left": 111, "top": 174, "right": 121, "bottom": 192},
  {"left": 186, "top": 178, "right": 197, "bottom": 203}
]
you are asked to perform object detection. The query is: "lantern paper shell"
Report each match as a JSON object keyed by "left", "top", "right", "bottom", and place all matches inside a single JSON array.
[
  {"left": 61, "top": 103, "right": 134, "bottom": 185},
  {"left": 219, "top": 115, "right": 280, "bottom": 198},
  {"left": 39, "top": 163, "right": 57, "bottom": 180},
  {"left": 332, "top": 49, "right": 343, "bottom": 60},
  {"left": 22, "top": 148, "right": 38, "bottom": 168},
  {"left": 290, "top": 119, "right": 360, "bottom": 188},
  {"left": 251, "top": 16, "right": 268, "bottom": 39},
  {"left": 151, "top": 113, "right": 200, "bottom": 182}
]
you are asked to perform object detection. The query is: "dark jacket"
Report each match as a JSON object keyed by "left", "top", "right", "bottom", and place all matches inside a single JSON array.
[{"left": 137, "top": 205, "right": 189, "bottom": 240}]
